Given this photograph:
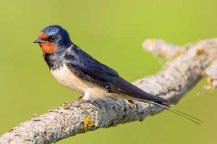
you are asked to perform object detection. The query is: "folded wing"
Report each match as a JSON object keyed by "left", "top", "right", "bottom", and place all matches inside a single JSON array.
[{"left": 65, "top": 46, "right": 168, "bottom": 104}]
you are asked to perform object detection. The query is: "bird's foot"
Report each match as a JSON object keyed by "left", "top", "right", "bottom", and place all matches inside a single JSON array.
[
  {"left": 69, "top": 95, "right": 88, "bottom": 107},
  {"left": 69, "top": 100, "right": 87, "bottom": 107},
  {"left": 128, "top": 100, "right": 137, "bottom": 109},
  {"left": 77, "top": 95, "right": 84, "bottom": 101}
]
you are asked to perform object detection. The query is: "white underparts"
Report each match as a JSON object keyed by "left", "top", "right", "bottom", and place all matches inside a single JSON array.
[{"left": 51, "top": 64, "right": 110, "bottom": 100}]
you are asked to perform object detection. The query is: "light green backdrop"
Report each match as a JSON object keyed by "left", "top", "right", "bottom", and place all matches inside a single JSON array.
[{"left": 0, "top": 0, "right": 217, "bottom": 144}]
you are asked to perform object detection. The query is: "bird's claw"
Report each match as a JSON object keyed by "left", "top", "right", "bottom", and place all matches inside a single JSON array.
[{"left": 69, "top": 95, "right": 88, "bottom": 107}]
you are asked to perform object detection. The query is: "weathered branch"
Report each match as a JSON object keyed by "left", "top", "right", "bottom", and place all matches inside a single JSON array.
[
  {"left": 1, "top": 38, "right": 217, "bottom": 144},
  {"left": 142, "top": 39, "right": 182, "bottom": 59},
  {"left": 203, "top": 59, "right": 217, "bottom": 88}
]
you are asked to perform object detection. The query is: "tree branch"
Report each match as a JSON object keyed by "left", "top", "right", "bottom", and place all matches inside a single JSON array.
[
  {"left": 1, "top": 39, "right": 217, "bottom": 144},
  {"left": 203, "top": 59, "right": 217, "bottom": 88}
]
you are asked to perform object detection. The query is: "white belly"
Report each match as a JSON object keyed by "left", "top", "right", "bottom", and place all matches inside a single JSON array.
[{"left": 50, "top": 64, "right": 109, "bottom": 100}]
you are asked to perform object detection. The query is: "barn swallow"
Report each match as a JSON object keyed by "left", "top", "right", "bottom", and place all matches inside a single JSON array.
[
  {"left": 33, "top": 25, "right": 168, "bottom": 105},
  {"left": 33, "top": 25, "right": 203, "bottom": 124}
]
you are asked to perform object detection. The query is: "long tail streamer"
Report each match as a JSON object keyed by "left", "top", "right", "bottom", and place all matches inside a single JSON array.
[{"left": 144, "top": 100, "right": 204, "bottom": 125}]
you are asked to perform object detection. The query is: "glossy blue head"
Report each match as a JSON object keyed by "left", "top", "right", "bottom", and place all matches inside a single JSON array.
[{"left": 33, "top": 25, "right": 72, "bottom": 53}]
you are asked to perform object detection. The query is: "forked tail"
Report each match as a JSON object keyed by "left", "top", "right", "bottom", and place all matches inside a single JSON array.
[{"left": 141, "top": 100, "right": 203, "bottom": 125}]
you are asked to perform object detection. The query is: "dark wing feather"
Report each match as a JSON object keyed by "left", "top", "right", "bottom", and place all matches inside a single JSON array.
[
  {"left": 65, "top": 47, "right": 118, "bottom": 90},
  {"left": 64, "top": 46, "right": 168, "bottom": 104}
]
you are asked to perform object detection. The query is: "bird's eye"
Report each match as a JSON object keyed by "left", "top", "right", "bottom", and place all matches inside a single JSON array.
[{"left": 49, "top": 35, "right": 56, "bottom": 42}]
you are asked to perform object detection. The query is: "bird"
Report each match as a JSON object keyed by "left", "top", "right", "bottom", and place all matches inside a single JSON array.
[
  {"left": 33, "top": 25, "right": 202, "bottom": 124},
  {"left": 33, "top": 25, "right": 168, "bottom": 105}
]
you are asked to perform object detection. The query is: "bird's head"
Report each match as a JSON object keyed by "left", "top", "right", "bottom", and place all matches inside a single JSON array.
[{"left": 33, "top": 25, "right": 72, "bottom": 53}]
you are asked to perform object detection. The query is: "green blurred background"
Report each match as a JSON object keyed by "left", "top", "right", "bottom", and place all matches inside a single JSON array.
[{"left": 0, "top": 0, "right": 217, "bottom": 143}]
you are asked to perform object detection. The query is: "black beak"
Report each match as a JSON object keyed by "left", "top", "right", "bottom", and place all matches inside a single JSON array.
[{"left": 33, "top": 39, "right": 44, "bottom": 43}]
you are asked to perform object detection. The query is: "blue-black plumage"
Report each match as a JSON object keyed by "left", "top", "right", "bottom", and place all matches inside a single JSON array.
[{"left": 33, "top": 25, "right": 168, "bottom": 105}]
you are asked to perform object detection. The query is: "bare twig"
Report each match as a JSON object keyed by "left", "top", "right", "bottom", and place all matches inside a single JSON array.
[
  {"left": 142, "top": 39, "right": 182, "bottom": 59},
  {"left": 1, "top": 39, "right": 217, "bottom": 144}
]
